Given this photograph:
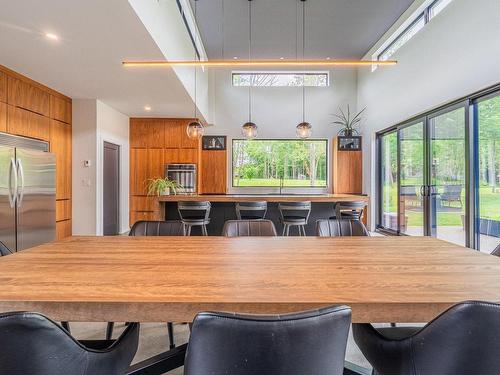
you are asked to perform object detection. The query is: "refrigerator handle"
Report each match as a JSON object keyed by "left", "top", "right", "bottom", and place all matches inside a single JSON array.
[
  {"left": 8, "top": 157, "right": 18, "bottom": 208},
  {"left": 17, "top": 159, "right": 25, "bottom": 207}
]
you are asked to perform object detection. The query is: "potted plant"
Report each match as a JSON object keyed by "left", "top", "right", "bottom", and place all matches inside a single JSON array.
[
  {"left": 147, "top": 178, "right": 181, "bottom": 196},
  {"left": 331, "top": 105, "right": 366, "bottom": 136}
]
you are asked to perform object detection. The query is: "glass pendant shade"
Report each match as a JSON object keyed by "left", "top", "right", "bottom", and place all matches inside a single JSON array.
[
  {"left": 296, "top": 122, "right": 312, "bottom": 139},
  {"left": 186, "top": 120, "right": 204, "bottom": 139},
  {"left": 242, "top": 122, "right": 258, "bottom": 139}
]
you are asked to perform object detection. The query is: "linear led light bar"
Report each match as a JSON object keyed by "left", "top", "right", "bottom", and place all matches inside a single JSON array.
[{"left": 122, "top": 59, "right": 397, "bottom": 68}]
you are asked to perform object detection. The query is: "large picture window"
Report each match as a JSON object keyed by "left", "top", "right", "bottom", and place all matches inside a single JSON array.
[{"left": 232, "top": 139, "right": 328, "bottom": 188}]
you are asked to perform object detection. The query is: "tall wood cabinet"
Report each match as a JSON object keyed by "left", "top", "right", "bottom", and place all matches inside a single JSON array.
[
  {"left": 129, "top": 118, "right": 200, "bottom": 227},
  {"left": 332, "top": 137, "right": 362, "bottom": 194},
  {"left": 0, "top": 65, "right": 72, "bottom": 240}
]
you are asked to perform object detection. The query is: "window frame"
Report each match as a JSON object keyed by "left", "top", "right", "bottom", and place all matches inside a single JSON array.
[
  {"left": 231, "top": 138, "right": 329, "bottom": 189},
  {"left": 231, "top": 71, "right": 330, "bottom": 88}
]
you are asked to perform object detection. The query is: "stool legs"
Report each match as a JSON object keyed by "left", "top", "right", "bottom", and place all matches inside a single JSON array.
[{"left": 167, "top": 322, "right": 175, "bottom": 349}]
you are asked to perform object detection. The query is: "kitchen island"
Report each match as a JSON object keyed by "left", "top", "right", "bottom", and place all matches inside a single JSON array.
[{"left": 157, "top": 194, "right": 369, "bottom": 235}]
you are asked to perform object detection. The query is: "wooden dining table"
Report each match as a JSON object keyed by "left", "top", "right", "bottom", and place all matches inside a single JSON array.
[{"left": 0, "top": 235, "right": 499, "bottom": 374}]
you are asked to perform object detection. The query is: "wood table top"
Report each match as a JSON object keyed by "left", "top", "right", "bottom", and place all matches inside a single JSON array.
[
  {"left": 0, "top": 236, "right": 497, "bottom": 323},
  {"left": 158, "top": 193, "right": 369, "bottom": 203}
]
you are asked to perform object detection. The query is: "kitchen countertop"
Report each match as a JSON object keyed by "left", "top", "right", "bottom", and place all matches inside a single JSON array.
[{"left": 157, "top": 193, "right": 369, "bottom": 203}]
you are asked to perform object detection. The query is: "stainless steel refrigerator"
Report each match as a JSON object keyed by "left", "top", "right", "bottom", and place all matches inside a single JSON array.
[{"left": 0, "top": 136, "right": 56, "bottom": 252}]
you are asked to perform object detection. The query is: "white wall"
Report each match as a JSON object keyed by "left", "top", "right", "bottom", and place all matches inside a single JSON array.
[
  {"left": 72, "top": 99, "right": 98, "bottom": 235},
  {"left": 357, "top": 0, "right": 500, "bottom": 227},
  {"left": 207, "top": 68, "right": 359, "bottom": 193},
  {"left": 96, "top": 101, "right": 130, "bottom": 235},
  {"left": 72, "top": 100, "right": 130, "bottom": 235}
]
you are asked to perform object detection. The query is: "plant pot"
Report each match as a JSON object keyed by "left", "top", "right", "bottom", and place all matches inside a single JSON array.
[{"left": 161, "top": 190, "right": 170, "bottom": 196}]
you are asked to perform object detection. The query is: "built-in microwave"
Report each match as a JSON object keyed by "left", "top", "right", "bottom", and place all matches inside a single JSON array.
[{"left": 166, "top": 164, "right": 197, "bottom": 194}]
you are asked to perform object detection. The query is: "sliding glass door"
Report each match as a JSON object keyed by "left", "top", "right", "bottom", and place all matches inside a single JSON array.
[
  {"left": 380, "top": 132, "right": 398, "bottom": 232},
  {"left": 399, "top": 121, "right": 425, "bottom": 236},
  {"left": 475, "top": 94, "right": 500, "bottom": 252},
  {"left": 429, "top": 106, "right": 466, "bottom": 246}
]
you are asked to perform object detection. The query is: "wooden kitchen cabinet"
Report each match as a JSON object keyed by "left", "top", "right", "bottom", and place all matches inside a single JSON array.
[
  {"left": 7, "top": 76, "right": 50, "bottom": 116},
  {"left": 199, "top": 150, "right": 227, "bottom": 194},
  {"left": 0, "top": 102, "right": 6, "bottom": 133},
  {"left": 50, "top": 95, "right": 72, "bottom": 124},
  {"left": 130, "top": 119, "right": 165, "bottom": 148},
  {"left": 130, "top": 148, "right": 148, "bottom": 195},
  {"left": 164, "top": 122, "right": 182, "bottom": 148},
  {"left": 0, "top": 71, "right": 6, "bottom": 103},
  {"left": 7, "top": 105, "right": 50, "bottom": 141},
  {"left": 50, "top": 119, "right": 72, "bottom": 200}
]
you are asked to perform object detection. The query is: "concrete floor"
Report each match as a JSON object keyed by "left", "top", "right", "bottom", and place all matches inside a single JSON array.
[{"left": 71, "top": 321, "right": 372, "bottom": 374}]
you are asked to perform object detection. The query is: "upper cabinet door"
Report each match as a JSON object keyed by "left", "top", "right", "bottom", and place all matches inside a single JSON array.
[
  {"left": 164, "top": 121, "right": 182, "bottom": 148},
  {"left": 0, "top": 72, "right": 6, "bottom": 103},
  {"left": 130, "top": 119, "right": 165, "bottom": 148},
  {"left": 7, "top": 106, "right": 50, "bottom": 141},
  {"left": 7, "top": 77, "right": 50, "bottom": 116},
  {"left": 50, "top": 119, "right": 72, "bottom": 200},
  {"left": 0, "top": 102, "right": 6, "bottom": 133},
  {"left": 50, "top": 96, "right": 72, "bottom": 124}
]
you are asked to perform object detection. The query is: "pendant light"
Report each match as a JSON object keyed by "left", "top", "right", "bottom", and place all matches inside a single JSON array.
[
  {"left": 187, "top": 0, "right": 205, "bottom": 140},
  {"left": 296, "top": 0, "right": 312, "bottom": 139},
  {"left": 241, "top": 0, "right": 258, "bottom": 139}
]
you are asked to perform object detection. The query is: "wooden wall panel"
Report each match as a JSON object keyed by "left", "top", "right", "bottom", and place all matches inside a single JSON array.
[
  {"left": 164, "top": 148, "right": 180, "bottom": 164},
  {"left": 56, "top": 220, "right": 72, "bottom": 240},
  {"left": 7, "top": 105, "right": 50, "bottom": 141},
  {"left": 0, "top": 102, "right": 6, "bottom": 133},
  {"left": 148, "top": 148, "right": 165, "bottom": 180},
  {"left": 130, "top": 148, "right": 148, "bottom": 195},
  {"left": 199, "top": 150, "right": 227, "bottom": 194},
  {"left": 50, "top": 120, "right": 72, "bottom": 199},
  {"left": 332, "top": 137, "right": 363, "bottom": 194},
  {"left": 129, "top": 120, "right": 148, "bottom": 148},
  {"left": 0, "top": 71, "right": 6, "bottom": 103},
  {"left": 56, "top": 200, "right": 72, "bottom": 222},
  {"left": 130, "top": 119, "right": 165, "bottom": 148},
  {"left": 50, "top": 96, "right": 71, "bottom": 124},
  {"left": 7, "top": 77, "right": 50, "bottom": 116},
  {"left": 178, "top": 148, "right": 198, "bottom": 164}
]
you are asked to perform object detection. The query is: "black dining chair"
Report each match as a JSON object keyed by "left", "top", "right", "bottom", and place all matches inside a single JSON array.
[
  {"left": 0, "top": 241, "right": 12, "bottom": 256},
  {"left": 124, "top": 220, "right": 185, "bottom": 349},
  {"left": 353, "top": 301, "right": 500, "bottom": 375},
  {"left": 178, "top": 201, "right": 211, "bottom": 236},
  {"left": 222, "top": 220, "right": 277, "bottom": 237},
  {"left": 184, "top": 305, "right": 351, "bottom": 375},
  {"left": 316, "top": 219, "right": 369, "bottom": 237},
  {"left": 278, "top": 201, "right": 312, "bottom": 236},
  {"left": 332, "top": 201, "right": 366, "bottom": 221},
  {"left": 0, "top": 312, "right": 139, "bottom": 375},
  {"left": 235, "top": 201, "right": 268, "bottom": 220}
]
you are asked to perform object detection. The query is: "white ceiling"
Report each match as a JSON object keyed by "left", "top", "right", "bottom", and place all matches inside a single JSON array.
[
  {"left": 190, "top": 0, "right": 415, "bottom": 60},
  {"left": 0, "top": 0, "right": 194, "bottom": 118}
]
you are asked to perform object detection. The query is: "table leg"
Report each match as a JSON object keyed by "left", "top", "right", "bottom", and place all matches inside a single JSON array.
[
  {"left": 344, "top": 361, "right": 372, "bottom": 375},
  {"left": 126, "top": 343, "right": 187, "bottom": 375}
]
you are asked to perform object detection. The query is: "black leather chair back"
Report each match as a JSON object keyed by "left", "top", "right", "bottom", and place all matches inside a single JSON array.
[
  {"left": 491, "top": 243, "right": 500, "bottom": 257},
  {"left": 316, "top": 219, "right": 369, "bottom": 237},
  {"left": 353, "top": 301, "right": 500, "bottom": 375},
  {"left": 129, "top": 220, "right": 184, "bottom": 236},
  {"left": 0, "top": 241, "right": 12, "bottom": 256},
  {"left": 0, "top": 312, "right": 139, "bottom": 375},
  {"left": 185, "top": 305, "right": 351, "bottom": 375},
  {"left": 223, "top": 220, "right": 277, "bottom": 237}
]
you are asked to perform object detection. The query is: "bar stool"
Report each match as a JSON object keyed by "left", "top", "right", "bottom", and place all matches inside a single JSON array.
[
  {"left": 178, "top": 201, "right": 211, "bottom": 236},
  {"left": 235, "top": 201, "right": 268, "bottom": 220},
  {"left": 278, "top": 201, "right": 311, "bottom": 236},
  {"left": 331, "top": 201, "right": 365, "bottom": 221}
]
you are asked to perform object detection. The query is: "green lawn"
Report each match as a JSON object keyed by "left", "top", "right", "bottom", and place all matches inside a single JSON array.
[{"left": 233, "top": 178, "right": 327, "bottom": 188}]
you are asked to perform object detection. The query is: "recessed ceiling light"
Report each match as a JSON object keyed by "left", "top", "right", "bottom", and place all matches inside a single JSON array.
[
  {"left": 326, "top": 57, "right": 331, "bottom": 60},
  {"left": 233, "top": 56, "right": 238, "bottom": 60},
  {"left": 45, "top": 32, "right": 59, "bottom": 41},
  {"left": 280, "top": 57, "right": 285, "bottom": 60},
  {"left": 144, "top": 106, "right": 152, "bottom": 111}
]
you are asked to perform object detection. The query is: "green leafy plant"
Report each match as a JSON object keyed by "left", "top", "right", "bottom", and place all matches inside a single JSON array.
[
  {"left": 332, "top": 105, "right": 366, "bottom": 136},
  {"left": 147, "top": 178, "right": 181, "bottom": 196}
]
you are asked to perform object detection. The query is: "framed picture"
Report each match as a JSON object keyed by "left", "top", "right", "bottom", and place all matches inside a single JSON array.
[
  {"left": 337, "top": 136, "right": 362, "bottom": 151},
  {"left": 202, "top": 136, "right": 227, "bottom": 150}
]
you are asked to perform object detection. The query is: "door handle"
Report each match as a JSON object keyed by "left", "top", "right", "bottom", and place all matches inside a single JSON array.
[
  {"left": 420, "top": 185, "right": 426, "bottom": 197},
  {"left": 17, "top": 159, "right": 25, "bottom": 207},
  {"left": 8, "top": 157, "right": 18, "bottom": 208}
]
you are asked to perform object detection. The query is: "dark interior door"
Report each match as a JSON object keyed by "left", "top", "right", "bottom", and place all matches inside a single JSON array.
[{"left": 103, "top": 142, "right": 119, "bottom": 235}]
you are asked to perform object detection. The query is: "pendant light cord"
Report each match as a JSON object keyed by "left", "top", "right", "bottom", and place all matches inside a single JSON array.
[
  {"left": 193, "top": 0, "right": 198, "bottom": 120},
  {"left": 248, "top": 0, "right": 252, "bottom": 123},
  {"left": 302, "top": 0, "right": 306, "bottom": 123}
]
